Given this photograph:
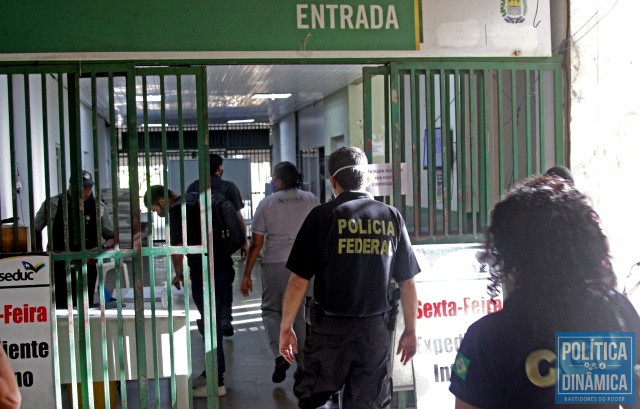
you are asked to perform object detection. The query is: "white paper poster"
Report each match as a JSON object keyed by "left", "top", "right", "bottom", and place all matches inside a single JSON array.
[
  {"left": 367, "top": 162, "right": 408, "bottom": 196},
  {"left": 0, "top": 254, "right": 55, "bottom": 408},
  {"left": 392, "top": 244, "right": 503, "bottom": 408}
]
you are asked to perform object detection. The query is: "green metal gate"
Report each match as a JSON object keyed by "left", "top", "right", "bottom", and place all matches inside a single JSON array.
[
  {"left": 363, "top": 58, "right": 566, "bottom": 244},
  {"left": 0, "top": 64, "right": 219, "bottom": 408}
]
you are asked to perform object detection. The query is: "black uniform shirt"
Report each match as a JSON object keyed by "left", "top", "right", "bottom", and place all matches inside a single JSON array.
[
  {"left": 450, "top": 290, "right": 637, "bottom": 409},
  {"left": 286, "top": 191, "right": 420, "bottom": 317}
]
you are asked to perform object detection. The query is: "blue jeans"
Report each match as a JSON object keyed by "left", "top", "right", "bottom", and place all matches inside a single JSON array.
[
  {"left": 191, "top": 261, "right": 235, "bottom": 383},
  {"left": 215, "top": 264, "right": 235, "bottom": 326}
]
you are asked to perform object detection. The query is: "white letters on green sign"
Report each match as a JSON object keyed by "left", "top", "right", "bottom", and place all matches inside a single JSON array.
[{"left": 297, "top": 4, "right": 399, "bottom": 30}]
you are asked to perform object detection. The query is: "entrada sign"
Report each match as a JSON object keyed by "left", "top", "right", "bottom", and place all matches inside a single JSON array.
[{"left": 0, "top": 0, "right": 420, "bottom": 54}]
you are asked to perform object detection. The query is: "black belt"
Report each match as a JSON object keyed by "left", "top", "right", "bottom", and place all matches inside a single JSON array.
[{"left": 318, "top": 310, "right": 387, "bottom": 320}]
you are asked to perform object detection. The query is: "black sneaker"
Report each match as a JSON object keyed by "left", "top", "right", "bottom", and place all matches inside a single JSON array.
[
  {"left": 221, "top": 322, "right": 234, "bottom": 337},
  {"left": 272, "top": 356, "right": 290, "bottom": 383}
]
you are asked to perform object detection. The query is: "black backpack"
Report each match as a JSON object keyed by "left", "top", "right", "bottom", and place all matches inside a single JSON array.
[{"left": 210, "top": 189, "right": 245, "bottom": 255}]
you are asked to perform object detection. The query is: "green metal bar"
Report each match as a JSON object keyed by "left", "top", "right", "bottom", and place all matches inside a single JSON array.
[
  {"left": 40, "top": 72, "right": 63, "bottom": 409},
  {"left": 197, "top": 65, "right": 218, "bottom": 409},
  {"left": 383, "top": 73, "right": 389, "bottom": 167},
  {"left": 108, "top": 73, "right": 129, "bottom": 409},
  {"left": 352, "top": 57, "right": 564, "bottom": 72},
  {"left": 140, "top": 75, "right": 162, "bottom": 408},
  {"left": 23, "top": 74, "right": 38, "bottom": 251},
  {"left": 497, "top": 70, "right": 505, "bottom": 195},
  {"left": 453, "top": 70, "right": 464, "bottom": 234},
  {"left": 40, "top": 73, "right": 51, "bottom": 241},
  {"left": 55, "top": 72, "right": 80, "bottom": 409},
  {"left": 480, "top": 70, "right": 491, "bottom": 227},
  {"left": 127, "top": 66, "right": 149, "bottom": 408},
  {"left": 91, "top": 74, "right": 103, "bottom": 258},
  {"left": 362, "top": 69, "right": 373, "bottom": 164},
  {"left": 439, "top": 69, "right": 450, "bottom": 235},
  {"left": 538, "top": 70, "right": 546, "bottom": 172},
  {"left": 511, "top": 70, "right": 519, "bottom": 183},
  {"left": 6, "top": 75, "right": 18, "bottom": 253},
  {"left": 176, "top": 75, "right": 195, "bottom": 408},
  {"left": 410, "top": 70, "right": 422, "bottom": 238},
  {"left": 68, "top": 71, "right": 97, "bottom": 409},
  {"left": 0, "top": 55, "right": 565, "bottom": 73},
  {"left": 460, "top": 72, "right": 469, "bottom": 234},
  {"left": 469, "top": 72, "right": 478, "bottom": 235},
  {"left": 425, "top": 70, "right": 436, "bottom": 235},
  {"left": 383, "top": 71, "right": 391, "bottom": 205},
  {"left": 407, "top": 234, "right": 485, "bottom": 245},
  {"left": 90, "top": 72, "right": 112, "bottom": 409},
  {"left": 56, "top": 73, "right": 80, "bottom": 409},
  {"left": 525, "top": 69, "right": 533, "bottom": 176},
  {"left": 398, "top": 71, "right": 407, "bottom": 217},
  {"left": 553, "top": 67, "right": 564, "bottom": 164},
  {"left": 158, "top": 74, "right": 179, "bottom": 408},
  {"left": 389, "top": 64, "right": 402, "bottom": 210},
  {"left": 57, "top": 74, "right": 69, "bottom": 253}
]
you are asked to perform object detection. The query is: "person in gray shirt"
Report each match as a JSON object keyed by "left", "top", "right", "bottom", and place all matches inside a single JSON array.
[{"left": 241, "top": 161, "right": 319, "bottom": 383}]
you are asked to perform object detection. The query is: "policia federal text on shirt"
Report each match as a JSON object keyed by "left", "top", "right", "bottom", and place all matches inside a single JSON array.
[{"left": 279, "top": 147, "right": 420, "bottom": 409}]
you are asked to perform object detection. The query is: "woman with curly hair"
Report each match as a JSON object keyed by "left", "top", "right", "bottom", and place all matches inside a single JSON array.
[{"left": 450, "top": 175, "right": 640, "bottom": 408}]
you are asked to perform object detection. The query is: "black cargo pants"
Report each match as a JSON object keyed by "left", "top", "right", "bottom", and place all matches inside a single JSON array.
[{"left": 294, "top": 313, "right": 392, "bottom": 409}]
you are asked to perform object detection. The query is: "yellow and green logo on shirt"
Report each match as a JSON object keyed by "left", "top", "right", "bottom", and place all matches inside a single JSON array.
[{"left": 453, "top": 352, "right": 471, "bottom": 381}]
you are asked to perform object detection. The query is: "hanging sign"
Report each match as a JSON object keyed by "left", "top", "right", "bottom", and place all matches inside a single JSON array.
[
  {"left": 367, "top": 162, "right": 408, "bottom": 196},
  {"left": 0, "top": 254, "right": 55, "bottom": 408},
  {"left": 0, "top": 0, "right": 420, "bottom": 54}
]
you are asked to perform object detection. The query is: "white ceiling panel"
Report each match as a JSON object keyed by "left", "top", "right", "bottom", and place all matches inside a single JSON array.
[{"left": 87, "top": 64, "right": 371, "bottom": 127}]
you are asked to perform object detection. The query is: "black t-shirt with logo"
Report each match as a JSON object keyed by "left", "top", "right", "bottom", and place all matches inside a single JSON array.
[
  {"left": 286, "top": 191, "right": 419, "bottom": 317},
  {"left": 450, "top": 290, "right": 639, "bottom": 408}
]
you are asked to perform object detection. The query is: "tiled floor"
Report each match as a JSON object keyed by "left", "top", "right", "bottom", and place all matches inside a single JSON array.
[{"left": 193, "top": 258, "right": 300, "bottom": 409}]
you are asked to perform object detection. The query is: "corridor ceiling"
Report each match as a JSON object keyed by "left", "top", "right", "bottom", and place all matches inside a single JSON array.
[{"left": 84, "top": 64, "right": 370, "bottom": 127}]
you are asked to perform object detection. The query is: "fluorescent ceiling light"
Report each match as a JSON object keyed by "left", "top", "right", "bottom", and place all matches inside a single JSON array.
[
  {"left": 227, "top": 119, "right": 255, "bottom": 124},
  {"left": 136, "top": 95, "right": 162, "bottom": 102},
  {"left": 251, "top": 93, "right": 292, "bottom": 100}
]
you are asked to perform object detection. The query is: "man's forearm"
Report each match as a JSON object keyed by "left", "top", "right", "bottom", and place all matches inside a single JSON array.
[
  {"left": 398, "top": 278, "right": 417, "bottom": 332},
  {"left": 171, "top": 254, "right": 184, "bottom": 278},
  {"left": 280, "top": 273, "right": 310, "bottom": 330}
]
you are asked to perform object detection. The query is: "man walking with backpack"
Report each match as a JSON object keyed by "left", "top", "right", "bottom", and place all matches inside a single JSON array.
[
  {"left": 210, "top": 154, "right": 248, "bottom": 337},
  {"left": 188, "top": 154, "right": 248, "bottom": 338},
  {"left": 145, "top": 185, "right": 228, "bottom": 397}
]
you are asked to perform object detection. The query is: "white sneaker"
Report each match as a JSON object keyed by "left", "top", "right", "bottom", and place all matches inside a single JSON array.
[
  {"left": 192, "top": 384, "right": 208, "bottom": 398},
  {"left": 193, "top": 373, "right": 207, "bottom": 389},
  {"left": 192, "top": 384, "right": 227, "bottom": 398}
]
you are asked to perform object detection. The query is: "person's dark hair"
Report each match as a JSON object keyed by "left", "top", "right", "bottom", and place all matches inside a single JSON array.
[
  {"left": 210, "top": 154, "right": 224, "bottom": 175},
  {"left": 273, "top": 161, "right": 303, "bottom": 189},
  {"left": 544, "top": 165, "right": 574, "bottom": 184},
  {"left": 482, "top": 176, "right": 609, "bottom": 300},
  {"left": 328, "top": 147, "right": 368, "bottom": 191},
  {"left": 145, "top": 185, "right": 174, "bottom": 208}
]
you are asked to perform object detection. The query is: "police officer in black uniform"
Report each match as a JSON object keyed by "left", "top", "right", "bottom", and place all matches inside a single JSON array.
[
  {"left": 279, "top": 147, "right": 420, "bottom": 409},
  {"left": 34, "top": 170, "right": 115, "bottom": 308}
]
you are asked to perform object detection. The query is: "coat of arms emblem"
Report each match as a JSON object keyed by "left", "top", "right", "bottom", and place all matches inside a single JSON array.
[{"left": 500, "top": 0, "right": 527, "bottom": 24}]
